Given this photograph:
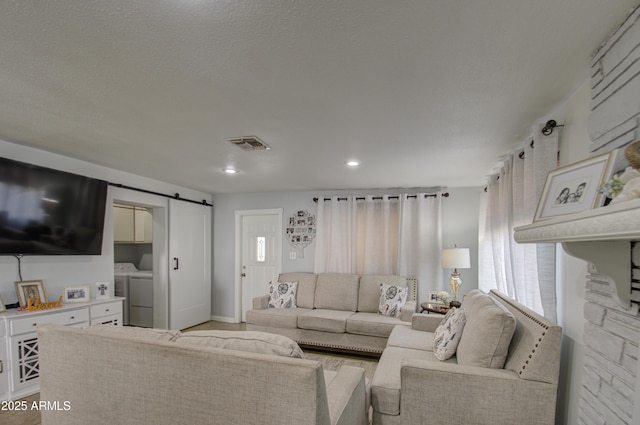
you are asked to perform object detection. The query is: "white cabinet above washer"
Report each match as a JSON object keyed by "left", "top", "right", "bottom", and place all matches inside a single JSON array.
[{"left": 113, "top": 204, "right": 152, "bottom": 243}]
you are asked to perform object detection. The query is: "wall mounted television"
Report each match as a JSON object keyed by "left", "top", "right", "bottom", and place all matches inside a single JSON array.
[{"left": 0, "top": 157, "right": 108, "bottom": 255}]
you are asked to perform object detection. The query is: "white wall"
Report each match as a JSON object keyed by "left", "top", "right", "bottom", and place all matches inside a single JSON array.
[
  {"left": 551, "top": 79, "right": 592, "bottom": 425},
  {"left": 211, "top": 186, "right": 482, "bottom": 321},
  {"left": 0, "top": 140, "right": 211, "bottom": 312}
]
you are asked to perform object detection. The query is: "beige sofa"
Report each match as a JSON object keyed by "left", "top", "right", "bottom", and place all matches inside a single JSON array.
[
  {"left": 371, "top": 289, "right": 562, "bottom": 425},
  {"left": 37, "top": 324, "right": 369, "bottom": 425},
  {"left": 246, "top": 272, "right": 417, "bottom": 354}
]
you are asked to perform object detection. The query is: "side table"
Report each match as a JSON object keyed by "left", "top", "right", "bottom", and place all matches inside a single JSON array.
[{"left": 419, "top": 302, "right": 449, "bottom": 315}]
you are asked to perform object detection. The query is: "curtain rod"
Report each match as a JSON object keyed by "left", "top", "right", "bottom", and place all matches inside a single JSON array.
[
  {"left": 108, "top": 182, "right": 213, "bottom": 207},
  {"left": 313, "top": 193, "right": 449, "bottom": 203}
]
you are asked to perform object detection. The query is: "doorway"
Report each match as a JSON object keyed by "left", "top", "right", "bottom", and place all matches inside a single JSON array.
[
  {"left": 110, "top": 185, "right": 170, "bottom": 329},
  {"left": 235, "top": 209, "right": 283, "bottom": 322},
  {"left": 113, "top": 202, "right": 154, "bottom": 328}
]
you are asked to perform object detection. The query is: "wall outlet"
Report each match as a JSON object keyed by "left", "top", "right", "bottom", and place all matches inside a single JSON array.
[{"left": 289, "top": 252, "right": 297, "bottom": 260}]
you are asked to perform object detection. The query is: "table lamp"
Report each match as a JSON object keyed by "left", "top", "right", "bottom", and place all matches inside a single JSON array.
[{"left": 441, "top": 246, "right": 470, "bottom": 308}]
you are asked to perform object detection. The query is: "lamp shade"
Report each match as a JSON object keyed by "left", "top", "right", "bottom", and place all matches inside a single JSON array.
[{"left": 441, "top": 248, "right": 470, "bottom": 269}]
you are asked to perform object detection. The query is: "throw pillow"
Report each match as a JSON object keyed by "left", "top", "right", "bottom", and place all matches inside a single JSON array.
[
  {"left": 175, "top": 330, "right": 304, "bottom": 358},
  {"left": 456, "top": 290, "right": 516, "bottom": 368},
  {"left": 268, "top": 281, "right": 298, "bottom": 308},
  {"left": 378, "top": 283, "right": 408, "bottom": 318},
  {"left": 433, "top": 307, "right": 467, "bottom": 361}
]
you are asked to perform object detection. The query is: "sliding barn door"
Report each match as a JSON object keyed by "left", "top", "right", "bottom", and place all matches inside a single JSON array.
[{"left": 168, "top": 199, "right": 211, "bottom": 330}]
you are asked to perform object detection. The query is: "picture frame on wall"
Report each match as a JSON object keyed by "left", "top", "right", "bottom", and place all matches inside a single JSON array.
[
  {"left": 63, "top": 285, "right": 90, "bottom": 303},
  {"left": 533, "top": 152, "right": 612, "bottom": 222},
  {"left": 15, "top": 280, "right": 47, "bottom": 308}
]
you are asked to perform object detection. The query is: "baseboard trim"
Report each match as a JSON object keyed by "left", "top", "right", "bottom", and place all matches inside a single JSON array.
[{"left": 210, "top": 315, "right": 240, "bottom": 324}]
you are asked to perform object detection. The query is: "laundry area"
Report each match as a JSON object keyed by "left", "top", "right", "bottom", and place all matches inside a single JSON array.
[{"left": 113, "top": 203, "right": 154, "bottom": 327}]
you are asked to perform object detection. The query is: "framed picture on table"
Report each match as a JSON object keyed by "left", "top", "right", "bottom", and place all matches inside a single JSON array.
[
  {"left": 63, "top": 285, "right": 90, "bottom": 303},
  {"left": 15, "top": 280, "right": 47, "bottom": 308},
  {"left": 427, "top": 291, "right": 446, "bottom": 307},
  {"left": 95, "top": 282, "right": 110, "bottom": 299},
  {"left": 533, "top": 153, "right": 612, "bottom": 222}
]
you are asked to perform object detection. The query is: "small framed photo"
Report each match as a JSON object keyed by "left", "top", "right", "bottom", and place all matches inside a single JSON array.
[
  {"left": 0, "top": 294, "right": 6, "bottom": 313},
  {"left": 15, "top": 280, "right": 47, "bottom": 308},
  {"left": 534, "top": 153, "right": 612, "bottom": 222},
  {"left": 95, "top": 282, "right": 110, "bottom": 299},
  {"left": 63, "top": 286, "right": 90, "bottom": 303},
  {"left": 427, "top": 291, "right": 445, "bottom": 306}
]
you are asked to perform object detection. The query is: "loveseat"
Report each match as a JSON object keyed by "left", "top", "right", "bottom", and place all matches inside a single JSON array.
[
  {"left": 246, "top": 272, "right": 417, "bottom": 354},
  {"left": 37, "top": 324, "right": 369, "bottom": 425},
  {"left": 371, "top": 289, "right": 562, "bottom": 425}
]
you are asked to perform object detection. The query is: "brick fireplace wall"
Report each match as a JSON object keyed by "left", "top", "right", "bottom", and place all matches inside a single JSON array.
[
  {"left": 583, "top": 4, "right": 640, "bottom": 424},
  {"left": 580, "top": 244, "right": 639, "bottom": 424}
]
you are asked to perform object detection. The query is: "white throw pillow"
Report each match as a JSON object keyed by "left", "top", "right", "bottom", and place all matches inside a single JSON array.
[
  {"left": 433, "top": 307, "right": 467, "bottom": 361},
  {"left": 378, "top": 283, "right": 408, "bottom": 318},
  {"left": 268, "top": 281, "right": 298, "bottom": 308}
]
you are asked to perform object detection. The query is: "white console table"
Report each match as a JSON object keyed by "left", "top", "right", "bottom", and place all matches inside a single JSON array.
[{"left": 0, "top": 297, "right": 124, "bottom": 401}]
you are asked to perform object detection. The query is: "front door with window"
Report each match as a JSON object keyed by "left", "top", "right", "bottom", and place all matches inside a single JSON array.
[{"left": 239, "top": 211, "right": 282, "bottom": 321}]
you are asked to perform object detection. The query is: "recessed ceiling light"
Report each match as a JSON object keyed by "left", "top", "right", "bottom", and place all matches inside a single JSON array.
[
  {"left": 346, "top": 160, "right": 359, "bottom": 167},
  {"left": 223, "top": 168, "right": 238, "bottom": 174}
]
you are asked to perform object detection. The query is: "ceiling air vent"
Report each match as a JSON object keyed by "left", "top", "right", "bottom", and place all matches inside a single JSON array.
[{"left": 226, "top": 136, "right": 270, "bottom": 151}]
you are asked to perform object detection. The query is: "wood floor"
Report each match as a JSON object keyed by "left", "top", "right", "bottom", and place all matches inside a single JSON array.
[{"left": 183, "top": 320, "right": 247, "bottom": 332}]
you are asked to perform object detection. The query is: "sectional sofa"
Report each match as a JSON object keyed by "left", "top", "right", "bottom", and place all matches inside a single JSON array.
[
  {"left": 246, "top": 272, "right": 417, "bottom": 354},
  {"left": 371, "top": 289, "right": 562, "bottom": 425},
  {"left": 37, "top": 324, "right": 370, "bottom": 425},
  {"left": 37, "top": 288, "right": 561, "bottom": 425}
]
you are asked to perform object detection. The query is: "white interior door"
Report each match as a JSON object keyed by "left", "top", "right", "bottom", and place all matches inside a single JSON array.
[
  {"left": 239, "top": 210, "right": 282, "bottom": 322},
  {"left": 169, "top": 199, "right": 211, "bottom": 330}
]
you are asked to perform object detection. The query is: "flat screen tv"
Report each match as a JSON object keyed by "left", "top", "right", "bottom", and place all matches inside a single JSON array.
[{"left": 0, "top": 157, "right": 108, "bottom": 255}]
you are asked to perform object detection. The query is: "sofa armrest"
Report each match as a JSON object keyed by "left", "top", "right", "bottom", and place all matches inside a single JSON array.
[
  {"left": 399, "top": 359, "right": 558, "bottom": 424},
  {"left": 325, "top": 365, "right": 369, "bottom": 425},
  {"left": 252, "top": 295, "right": 270, "bottom": 309},
  {"left": 410, "top": 313, "right": 443, "bottom": 332},
  {"left": 399, "top": 300, "right": 416, "bottom": 322}
]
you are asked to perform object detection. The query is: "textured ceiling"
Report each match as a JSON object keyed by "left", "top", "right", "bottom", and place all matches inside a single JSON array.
[{"left": 0, "top": 0, "right": 637, "bottom": 194}]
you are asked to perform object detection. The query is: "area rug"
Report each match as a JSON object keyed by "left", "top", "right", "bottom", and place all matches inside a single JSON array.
[{"left": 304, "top": 350, "right": 378, "bottom": 381}]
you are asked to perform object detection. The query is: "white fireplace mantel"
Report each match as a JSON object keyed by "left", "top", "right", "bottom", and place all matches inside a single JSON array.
[{"left": 514, "top": 198, "right": 640, "bottom": 310}]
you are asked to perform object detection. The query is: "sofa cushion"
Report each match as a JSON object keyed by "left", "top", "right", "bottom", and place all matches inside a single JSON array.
[
  {"left": 176, "top": 330, "right": 304, "bottom": 358},
  {"left": 358, "top": 275, "right": 407, "bottom": 313},
  {"left": 246, "top": 307, "right": 311, "bottom": 329},
  {"left": 346, "top": 312, "right": 406, "bottom": 338},
  {"left": 314, "top": 273, "right": 360, "bottom": 311},
  {"left": 279, "top": 272, "right": 317, "bottom": 309},
  {"left": 378, "top": 283, "right": 408, "bottom": 318},
  {"left": 372, "top": 346, "right": 455, "bottom": 416},
  {"left": 456, "top": 290, "right": 516, "bottom": 368},
  {"left": 386, "top": 325, "right": 434, "bottom": 351},
  {"left": 298, "top": 309, "right": 355, "bottom": 333},
  {"left": 268, "top": 281, "right": 298, "bottom": 308},
  {"left": 433, "top": 307, "right": 466, "bottom": 361}
]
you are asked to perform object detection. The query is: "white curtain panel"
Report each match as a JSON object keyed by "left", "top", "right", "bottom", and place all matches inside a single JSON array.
[
  {"left": 479, "top": 125, "right": 559, "bottom": 321},
  {"left": 313, "top": 196, "right": 354, "bottom": 274},
  {"left": 315, "top": 193, "right": 443, "bottom": 302},
  {"left": 355, "top": 195, "right": 400, "bottom": 275},
  {"left": 398, "top": 194, "right": 443, "bottom": 300}
]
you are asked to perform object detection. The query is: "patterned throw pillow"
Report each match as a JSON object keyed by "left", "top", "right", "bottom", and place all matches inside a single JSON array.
[
  {"left": 268, "top": 281, "right": 298, "bottom": 308},
  {"left": 378, "top": 283, "right": 408, "bottom": 318},
  {"left": 433, "top": 307, "right": 467, "bottom": 361}
]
